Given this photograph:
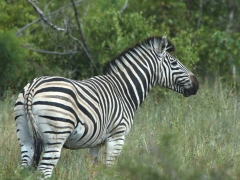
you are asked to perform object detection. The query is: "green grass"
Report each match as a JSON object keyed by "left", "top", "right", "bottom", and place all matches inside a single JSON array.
[{"left": 1, "top": 78, "right": 240, "bottom": 179}]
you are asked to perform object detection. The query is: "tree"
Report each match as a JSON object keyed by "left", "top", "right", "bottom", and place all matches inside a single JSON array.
[{"left": 5, "top": 0, "right": 239, "bottom": 93}]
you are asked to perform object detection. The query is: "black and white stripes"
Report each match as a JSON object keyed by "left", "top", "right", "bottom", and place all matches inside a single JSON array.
[{"left": 14, "top": 36, "right": 198, "bottom": 179}]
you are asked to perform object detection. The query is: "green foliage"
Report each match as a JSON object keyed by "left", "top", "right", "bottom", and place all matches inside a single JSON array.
[
  {"left": 1, "top": 0, "right": 201, "bottom": 85},
  {"left": 198, "top": 31, "right": 240, "bottom": 77},
  {"left": 171, "top": 30, "right": 199, "bottom": 68},
  {"left": 127, "top": 0, "right": 240, "bottom": 79},
  {"left": 1, "top": 0, "right": 240, "bottom": 89},
  {"left": 0, "top": 1, "right": 36, "bottom": 32},
  {"left": 128, "top": 0, "right": 191, "bottom": 34},
  {"left": 82, "top": 1, "right": 198, "bottom": 73},
  {"left": 0, "top": 31, "right": 28, "bottom": 94},
  {"left": 83, "top": 10, "right": 158, "bottom": 69}
]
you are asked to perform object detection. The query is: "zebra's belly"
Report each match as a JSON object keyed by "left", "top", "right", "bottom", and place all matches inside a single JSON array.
[
  {"left": 63, "top": 123, "right": 105, "bottom": 149},
  {"left": 63, "top": 123, "right": 87, "bottom": 149}
]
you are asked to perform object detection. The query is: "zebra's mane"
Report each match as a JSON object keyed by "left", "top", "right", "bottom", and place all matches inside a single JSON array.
[{"left": 103, "top": 36, "right": 175, "bottom": 74}]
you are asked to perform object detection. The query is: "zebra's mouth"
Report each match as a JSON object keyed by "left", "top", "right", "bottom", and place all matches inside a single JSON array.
[
  {"left": 183, "top": 89, "right": 191, "bottom": 97},
  {"left": 183, "top": 86, "right": 198, "bottom": 97}
]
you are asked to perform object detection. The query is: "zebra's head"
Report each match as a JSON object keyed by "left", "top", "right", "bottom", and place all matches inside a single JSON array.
[{"left": 148, "top": 36, "right": 199, "bottom": 97}]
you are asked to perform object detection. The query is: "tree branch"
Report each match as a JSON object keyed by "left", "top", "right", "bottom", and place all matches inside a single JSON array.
[
  {"left": 120, "top": 0, "right": 128, "bottom": 14},
  {"left": 25, "top": 0, "right": 98, "bottom": 74},
  {"left": 196, "top": 0, "right": 203, "bottom": 31},
  {"left": 26, "top": 0, "right": 65, "bottom": 32},
  {"left": 67, "top": 32, "right": 98, "bottom": 74},
  {"left": 16, "top": 19, "right": 39, "bottom": 36},
  {"left": 70, "top": 0, "right": 97, "bottom": 74},
  {"left": 16, "top": 1, "right": 84, "bottom": 36},
  {"left": 226, "top": 0, "right": 235, "bottom": 33}
]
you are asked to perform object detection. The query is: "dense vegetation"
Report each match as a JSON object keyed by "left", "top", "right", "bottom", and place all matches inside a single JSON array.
[
  {"left": 1, "top": 0, "right": 240, "bottom": 94},
  {"left": 0, "top": 0, "right": 240, "bottom": 179}
]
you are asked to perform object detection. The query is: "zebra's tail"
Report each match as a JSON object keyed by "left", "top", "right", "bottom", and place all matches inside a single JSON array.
[{"left": 25, "top": 88, "right": 44, "bottom": 169}]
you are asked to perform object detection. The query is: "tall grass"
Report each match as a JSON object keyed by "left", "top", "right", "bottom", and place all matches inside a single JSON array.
[{"left": 1, "top": 78, "right": 240, "bottom": 179}]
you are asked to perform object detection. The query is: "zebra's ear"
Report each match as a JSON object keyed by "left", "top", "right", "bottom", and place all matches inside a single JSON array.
[
  {"left": 162, "top": 36, "right": 168, "bottom": 50},
  {"left": 159, "top": 36, "right": 175, "bottom": 53}
]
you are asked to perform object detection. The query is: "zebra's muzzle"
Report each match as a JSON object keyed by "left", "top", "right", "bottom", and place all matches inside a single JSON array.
[
  {"left": 183, "top": 87, "right": 196, "bottom": 97},
  {"left": 183, "top": 74, "right": 199, "bottom": 97}
]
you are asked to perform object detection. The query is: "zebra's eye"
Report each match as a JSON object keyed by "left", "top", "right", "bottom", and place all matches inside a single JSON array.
[{"left": 171, "top": 61, "right": 178, "bottom": 66}]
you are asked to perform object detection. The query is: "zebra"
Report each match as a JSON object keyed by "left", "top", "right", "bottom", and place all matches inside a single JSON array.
[{"left": 14, "top": 36, "right": 198, "bottom": 179}]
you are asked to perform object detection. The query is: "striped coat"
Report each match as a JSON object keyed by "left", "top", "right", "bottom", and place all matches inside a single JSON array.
[{"left": 14, "top": 36, "right": 198, "bottom": 179}]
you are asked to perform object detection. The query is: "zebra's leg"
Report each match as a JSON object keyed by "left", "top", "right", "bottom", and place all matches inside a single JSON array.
[
  {"left": 37, "top": 142, "right": 66, "bottom": 179},
  {"left": 37, "top": 127, "right": 72, "bottom": 178},
  {"left": 88, "top": 144, "right": 102, "bottom": 163},
  {"left": 105, "top": 136, "right": 125, "bottom": 166},
  {"left": 37, "top": 128, "right": 72, "bottom": 178},
  {"left": 16, "top": 119, "right": 34, "bottom": 168},
  {"left": 15, "top": 105, "right": 34, "bottom": 168}
]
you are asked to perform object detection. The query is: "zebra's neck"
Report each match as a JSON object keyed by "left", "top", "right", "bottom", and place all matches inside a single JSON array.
[
  {"left": 103, "top": 38, "right": 172, "bottom": 110},
  {"left": 112, "top": 72, "right": 152, "bottom": 110},
  {"left": 105, "top": 46, "right": 158, "bottom": 110}
]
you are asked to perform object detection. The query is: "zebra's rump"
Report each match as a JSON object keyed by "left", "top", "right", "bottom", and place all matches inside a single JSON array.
[{"left": 21, "top": 76, "right": 123, "bottom": 148}]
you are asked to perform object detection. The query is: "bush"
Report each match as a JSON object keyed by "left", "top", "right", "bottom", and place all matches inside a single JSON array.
[{"left": 0, "top": 31, "right": 28, "bottom": 95}]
